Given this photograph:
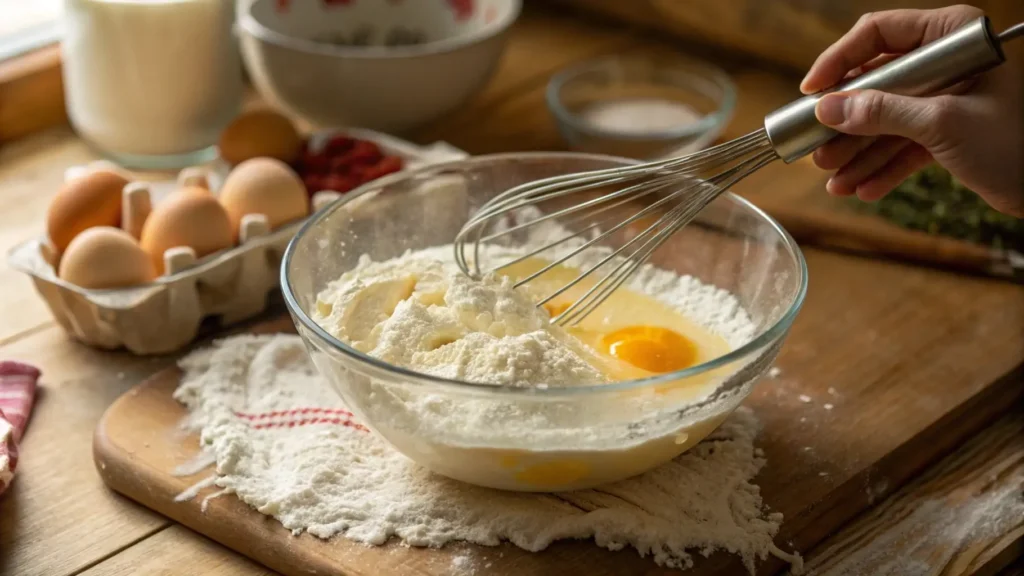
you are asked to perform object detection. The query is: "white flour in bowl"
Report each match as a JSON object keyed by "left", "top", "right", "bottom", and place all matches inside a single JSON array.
[
  {"left": 174, "top": 334, "right": 800, "bottom": 572},
  {"left": 313, "top": 255, "right": 606, "bottom": 387},
  {"left": 305, "top": 231, "right": 761, "bottom": 491}
]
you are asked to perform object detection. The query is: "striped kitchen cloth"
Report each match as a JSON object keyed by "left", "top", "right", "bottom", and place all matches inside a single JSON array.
[{"left": 0, "top": 361, "right": 40, "bottom": 495}]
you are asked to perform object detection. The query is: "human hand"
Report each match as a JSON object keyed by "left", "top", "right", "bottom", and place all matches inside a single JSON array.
[{"left": 801, "top": 5, "right": 1024, "bottom": 217}]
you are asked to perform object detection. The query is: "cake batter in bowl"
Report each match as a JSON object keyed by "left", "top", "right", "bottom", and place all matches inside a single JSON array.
[{"left": 282, "top": 153, "right": 806, "bottom": 492}]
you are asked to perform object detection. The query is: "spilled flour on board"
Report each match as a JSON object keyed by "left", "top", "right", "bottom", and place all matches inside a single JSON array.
[
  {"left": 794, "top": 480, "right": 1024, "bottom": 576},
  {"left": 173, "top": 334, "right": 800, "bottom": 572}
]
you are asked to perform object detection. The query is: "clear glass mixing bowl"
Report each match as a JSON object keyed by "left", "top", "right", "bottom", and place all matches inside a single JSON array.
[{"left": 282, "top": 153, "right": 807, "bottom": 492}]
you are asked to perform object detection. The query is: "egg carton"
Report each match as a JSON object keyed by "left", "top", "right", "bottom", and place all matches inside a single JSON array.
[{"left": 7, "top": 128, "right": 468, "bottom": 355}]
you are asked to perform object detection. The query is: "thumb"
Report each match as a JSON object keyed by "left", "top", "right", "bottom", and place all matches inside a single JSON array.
[{"left": 815, "top": 89, "right": 945, "bottom": 145}]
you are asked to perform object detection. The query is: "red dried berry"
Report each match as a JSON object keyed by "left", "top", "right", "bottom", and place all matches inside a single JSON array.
[
  {"left": 379, "top": 155, "right": 403, "bottom": 172},
  {"left": 303, "top": 174, "right": 326, "bottom": 193},
  {"left": 446, "top": 0, "right": 473, "bottom": 21},
  {"left": 330, "top": 154, "right": 358, "bottom": 173},
  {"left": 361, "top": 156, "right": 403, "bottom": 182},
  {"left": 301, "top": 152, "right": 332, "bottom": 174},
  {"left": 347, "top": 164, "right": 368, "bottom": 181},
  {"left": 347, "top": 140, "right": 383, "bottom": 165},
  {"left": 324, "top": 175, "right": 358, "bottom": 193},
  {"left": 324, "top": 135, "right": 355, "bottom": 155}
]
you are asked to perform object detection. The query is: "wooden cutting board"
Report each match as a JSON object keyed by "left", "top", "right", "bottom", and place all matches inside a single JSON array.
[{"left": 94, "top": 238, "right": 1024, "bottom": 575}]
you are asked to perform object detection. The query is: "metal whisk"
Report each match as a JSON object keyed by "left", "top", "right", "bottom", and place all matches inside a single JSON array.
[{"left": 454, "top": 17, "right": 1023, "bottom": 326}]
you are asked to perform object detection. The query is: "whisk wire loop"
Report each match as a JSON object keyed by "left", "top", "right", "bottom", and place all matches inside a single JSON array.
[{"left": 453, "top": 130, "right": 780, "bottom": 326}]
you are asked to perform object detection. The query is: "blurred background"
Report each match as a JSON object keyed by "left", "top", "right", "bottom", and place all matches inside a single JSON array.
[
  {"left": 0, "top": 0, "right": 1021, "bottom": 267},
  {"left": 2, "top": 1, "right": 1022, "bottom": 67}
]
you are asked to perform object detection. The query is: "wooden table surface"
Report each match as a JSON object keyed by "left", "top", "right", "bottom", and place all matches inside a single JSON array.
[{"left": 1, "top": 7, "right": 1021, "bottom": 576}]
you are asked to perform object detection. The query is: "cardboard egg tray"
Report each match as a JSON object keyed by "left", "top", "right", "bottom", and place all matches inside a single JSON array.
[{"left": 7, "top": 129, "right": 467, "bottom": 355}]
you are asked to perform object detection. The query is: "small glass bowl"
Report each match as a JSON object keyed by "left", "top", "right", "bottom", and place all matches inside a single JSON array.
[
  {"left": 546, "top": 55, "right": 736, "bottom": 159},
  {"left": 282, "top": 153, "right": 807, "bottom": 492}
]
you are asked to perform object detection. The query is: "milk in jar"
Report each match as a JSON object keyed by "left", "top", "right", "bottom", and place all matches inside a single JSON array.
[{"left": 62, "top": 0, "right": 243, "bottom": 169}]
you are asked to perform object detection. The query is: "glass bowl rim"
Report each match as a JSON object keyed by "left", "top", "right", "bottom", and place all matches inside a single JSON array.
[
  {"left": 240, "top": 0, "right": 522, "bottom": 60},
  {"left": 281, "top": 151, "right": 808, "bottom": 398},
  {"left": 545, "top": 55, "right": 737, "bottom": 142}
]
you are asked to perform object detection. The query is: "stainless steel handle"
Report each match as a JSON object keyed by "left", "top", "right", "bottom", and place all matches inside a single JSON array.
[{"left": 765, "top": 16, "right": 1008, "bottom": 163}]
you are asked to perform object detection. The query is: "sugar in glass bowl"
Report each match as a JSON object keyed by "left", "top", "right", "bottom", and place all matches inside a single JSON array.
[
  {"left": 282, "top": 153, "right": 806, "bottom": 492},
  {"left": 547, "top": 55, "right": 736, "bottom": 159}
]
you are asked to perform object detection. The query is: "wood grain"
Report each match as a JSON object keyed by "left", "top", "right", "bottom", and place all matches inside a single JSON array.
[
  {"left": 0, "top": 326, "right": 174, "bottom": 576},
  {"left": 0, "top": 308, "right": 300, "bottom": 576},
  {"left": 549, "top": 0, "right": 1024, "bottom": 72},
  {"left": 78, "top": 525, "right": 278, "bottom": 576},
  {"left": 412, "top": 5, "right": 639, "bottom": 143},
  {"left": 0, "top": 45, "right": 66, "bottom": 144},
  {"left": 0, "top": 128, "right": 95, "bottom": 343},
  {"left": 797, "top": 411, "right": 1024, "bottom": 576}
]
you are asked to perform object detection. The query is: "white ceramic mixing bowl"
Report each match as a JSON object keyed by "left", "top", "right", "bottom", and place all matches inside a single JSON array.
[{"left": 238, "top": 0, "right": 520, "bottom": 133}]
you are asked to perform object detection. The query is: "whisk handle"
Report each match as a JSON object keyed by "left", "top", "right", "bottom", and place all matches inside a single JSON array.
[{"left": 765, "top": 16, "right": 1010, "bottom": 163}]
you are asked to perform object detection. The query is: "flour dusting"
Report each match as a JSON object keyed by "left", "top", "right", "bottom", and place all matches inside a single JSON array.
[
  {"left": 174, "top": 334, "right": 790, "bottom": 572},
  {"left": 450, "top": 553, "right": 477, "bottom": 575},
  {"left": 796, "top": 483, "right": 1024, "bottom": 576}
]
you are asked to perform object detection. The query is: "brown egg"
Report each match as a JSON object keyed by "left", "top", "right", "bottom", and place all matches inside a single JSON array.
[
  {"left": 219, "top": 110, "right": 303, "bottom": 166},
  {"left": 218, "top": 158, "right": 309, "bottom": 240},
  {"left": 58, "top": 227, "right": 155, "bottom": 289},
  {"left": 140, "top": 186, "right": 234, "bottom": 275},
  {"left": 46, "top": 170, "right": 129, "bottom": 253}
]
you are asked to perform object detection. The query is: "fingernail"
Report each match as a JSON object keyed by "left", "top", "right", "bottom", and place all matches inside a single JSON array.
[
  {"left": 817, "top": 94, "right": 850, "bottom": 126},
  {"left": 826, "top": 177, "right": 852, "bottom": 197}
]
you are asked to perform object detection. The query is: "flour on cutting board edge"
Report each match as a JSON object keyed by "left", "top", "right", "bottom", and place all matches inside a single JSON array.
[
  {"left": 791, "top": 482, "right": 1024, "bottom": 575},
  {"left": 170, "top": 334, "right": 803, "bottom": 573}
]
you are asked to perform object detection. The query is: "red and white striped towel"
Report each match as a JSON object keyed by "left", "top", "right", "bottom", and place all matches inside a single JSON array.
[{"left": 0, "top": 361, "right": 40, "bottom": 495}]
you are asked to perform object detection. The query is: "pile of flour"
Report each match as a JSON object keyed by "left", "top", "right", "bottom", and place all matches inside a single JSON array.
[
  {"left": 174, "top": 334, "right": 797, "bottom": 572},
  {"left": 313, "top": 254, "right": 605, "bottom": 387},
  {"left": 308, "top": 239, "right": 759, "bottom": 452}
]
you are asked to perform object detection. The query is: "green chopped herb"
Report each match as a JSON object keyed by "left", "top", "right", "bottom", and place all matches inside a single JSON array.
[{"left": 860, "top": 164, "right": 1023, "bottom": 251}]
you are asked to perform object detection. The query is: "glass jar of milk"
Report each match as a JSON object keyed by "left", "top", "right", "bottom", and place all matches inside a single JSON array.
[{"left": 63, "top": 0, "right": 243, "bottom": 169}]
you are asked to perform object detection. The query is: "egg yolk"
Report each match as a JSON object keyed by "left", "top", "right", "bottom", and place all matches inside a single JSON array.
[
  {"left": 514, "top": 459, "right": 591, "bottom": 487},
  {"left": 600, "top": 326, "right": 698, "bottom": 373}
]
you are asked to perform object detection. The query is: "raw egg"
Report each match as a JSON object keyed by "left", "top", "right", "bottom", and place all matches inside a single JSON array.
[
  {"left": 218, "top": 110, "right": 303, "bottom": 166},
  {"left": 46, "top": 170, "right": 129, "bottom": 253},
  {"left": 218, "top": 157, "right": 309, "bottom": 240},
  {"left": 599, "top": 326, "right": 698, "bottom": 374},
  {"left": 504, "top": 257, "right": 729, "bottom": 385},
  {"left": 140, "top": 186, "right": 233, "bottom": 275},
  {"left": 58, "top": 226, "right": 155, "bottom": 289}
]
